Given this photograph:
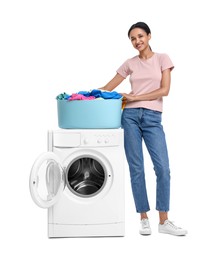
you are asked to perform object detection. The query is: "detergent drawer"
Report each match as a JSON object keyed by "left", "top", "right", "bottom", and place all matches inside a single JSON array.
[{"left": 57, "top": 99, "right": 122, "bottom": 129}]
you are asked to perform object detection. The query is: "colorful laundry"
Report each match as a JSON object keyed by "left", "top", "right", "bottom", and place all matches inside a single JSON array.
[{"left": 56, "top": 89, "right": 122, "bottom": 101}]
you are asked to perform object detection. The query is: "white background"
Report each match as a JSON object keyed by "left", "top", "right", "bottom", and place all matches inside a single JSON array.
[{"left": 1, "top": 0, "right": 217, "bottom": 259}]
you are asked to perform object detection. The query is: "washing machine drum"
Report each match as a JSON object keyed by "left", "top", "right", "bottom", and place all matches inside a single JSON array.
[{"left": 67, "top": 158, "right": 106, "bottom": 197}]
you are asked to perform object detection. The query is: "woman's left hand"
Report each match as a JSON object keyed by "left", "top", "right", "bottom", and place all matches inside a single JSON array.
[{"left": 121, "top": 93, "right": 136, "bottom": 102}]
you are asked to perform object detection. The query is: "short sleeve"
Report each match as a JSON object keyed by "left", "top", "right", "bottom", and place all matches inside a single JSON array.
[
  {"left": 116, "top": 59, "right": 131, "bottom": 78},
  {"left": 160, "top": 54, "right": 174, "bottom": 72}
]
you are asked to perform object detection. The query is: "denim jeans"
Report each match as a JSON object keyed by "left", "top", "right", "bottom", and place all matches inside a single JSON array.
[{"left": 121, "top": 108, "right": 170, "bottom": 212}]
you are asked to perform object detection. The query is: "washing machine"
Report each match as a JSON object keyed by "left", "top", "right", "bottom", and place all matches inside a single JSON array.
[{"left": 29, "top": 128, "right": 125, "bottom": 237}]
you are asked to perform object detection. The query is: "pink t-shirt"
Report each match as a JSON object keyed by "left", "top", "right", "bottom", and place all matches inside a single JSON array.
[{"left": 117, "top": 53, "right": 174, "bottom": 112}]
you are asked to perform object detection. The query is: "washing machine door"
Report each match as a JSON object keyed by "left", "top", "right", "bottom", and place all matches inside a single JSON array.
[{"left": 29, "top": 152, "right": 65, "bottom": 208}]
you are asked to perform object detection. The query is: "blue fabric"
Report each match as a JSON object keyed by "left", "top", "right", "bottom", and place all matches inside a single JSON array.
[
  {"left": 121, "top": 108, "right": 170, "bottom": 213},
  {"left": 78, "top": 89, "right": 122, "bottom": 99}
]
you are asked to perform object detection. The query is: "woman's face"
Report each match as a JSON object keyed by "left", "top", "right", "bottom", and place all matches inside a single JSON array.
[{"left": 129, "top": 28, "right": 151, "bottom": 52}]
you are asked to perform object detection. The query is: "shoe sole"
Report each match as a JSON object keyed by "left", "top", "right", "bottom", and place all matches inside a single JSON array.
[
  {"left": 159, "top": 230, "right": 187, "bottom": 236},
  {"left": 139, "top": 231, "right": 152, "bottom": 235}
]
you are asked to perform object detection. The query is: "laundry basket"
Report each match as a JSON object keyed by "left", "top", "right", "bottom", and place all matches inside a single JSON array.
[{"left": 57, "top": 99, "right": 122, "bottom": 129}]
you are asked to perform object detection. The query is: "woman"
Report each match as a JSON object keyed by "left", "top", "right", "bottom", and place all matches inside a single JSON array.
[{"left": 101, "top": 22, "right": 187, "bottom": 236}]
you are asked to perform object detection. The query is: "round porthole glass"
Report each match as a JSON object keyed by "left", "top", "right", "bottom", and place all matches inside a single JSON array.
[{"left": 66, "top": 157, "right": 106, "bottom": 197}]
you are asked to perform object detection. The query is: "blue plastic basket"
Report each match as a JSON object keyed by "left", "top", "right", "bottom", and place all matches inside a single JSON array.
[{"left": 57, "top": 99, "right": 122, "bottom": 129}]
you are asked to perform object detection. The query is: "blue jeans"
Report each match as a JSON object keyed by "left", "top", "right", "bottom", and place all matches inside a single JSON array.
[{"left": 121, "top": 108, "right": 170, "bottom": 212}]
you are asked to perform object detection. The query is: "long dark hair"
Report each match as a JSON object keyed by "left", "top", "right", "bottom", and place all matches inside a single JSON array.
[{"left": 128, "top": 22, "right": 151, "bottom": 38}]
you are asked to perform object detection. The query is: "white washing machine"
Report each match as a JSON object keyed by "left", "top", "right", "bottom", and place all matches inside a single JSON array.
[{"left": 29, "top": 129, "right": 125, "bottom": 238}]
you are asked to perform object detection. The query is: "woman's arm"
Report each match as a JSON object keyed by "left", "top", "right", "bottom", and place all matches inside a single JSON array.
[
  {"left": 122, "top": 68, "right": 171, "bottom": 102},
  {"left": 100, "top": 73, "right": 125, "bottom": 91}
]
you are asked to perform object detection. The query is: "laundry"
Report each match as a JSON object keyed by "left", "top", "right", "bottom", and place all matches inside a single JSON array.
[
  {"left": 56, "top": 89, "right": 122, "bottom": 101},
  {"left": 78, "top": 89, "right": 122, "bottom": 99},
  {"left": 56, "top": 92, "right": 71, "bottom": 100},
  {"left": 68, "top": 94, "right": 95, "bottom": 101}
]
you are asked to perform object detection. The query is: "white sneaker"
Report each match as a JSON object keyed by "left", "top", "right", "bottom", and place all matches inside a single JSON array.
[
  {"left": 158, "top": 220, "right": 188, "bottom": 236},
  {"left": 139, "top": 218, "right": 152, "bottom": 235}
]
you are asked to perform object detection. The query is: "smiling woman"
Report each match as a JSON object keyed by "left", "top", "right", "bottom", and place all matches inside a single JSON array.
[
  {"left": 128, "top": 21, "right": 152, "bottom": 52},
  {"left": 100, "top": 21, "right": 187, "bottom": 236}
]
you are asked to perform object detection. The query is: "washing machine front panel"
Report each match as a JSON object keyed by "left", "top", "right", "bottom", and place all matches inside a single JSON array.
[
  {"left": 29, "top": 152, "right": 65, "bottom": 208},
  {"left": 47, "top": 129, "right": 125, "bottom": 236}
]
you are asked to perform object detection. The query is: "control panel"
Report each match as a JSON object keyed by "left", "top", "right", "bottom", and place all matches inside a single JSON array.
[
  {"left": 81, "top": 132, "right": 120, "bottom": 147},
  {"left": 52, "top": 129, "right": 123, "bottom": 148}
]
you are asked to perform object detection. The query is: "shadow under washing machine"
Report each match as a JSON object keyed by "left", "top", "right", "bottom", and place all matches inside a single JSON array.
[{"left": 29, "top": 129, "right": 125, "bottom": 237}]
